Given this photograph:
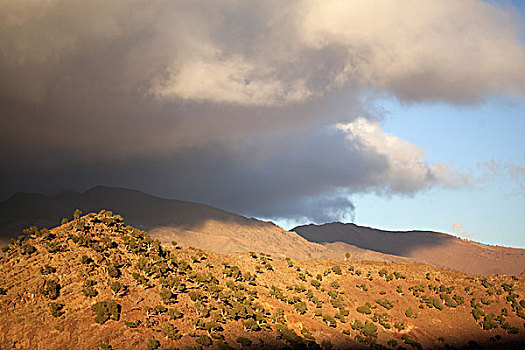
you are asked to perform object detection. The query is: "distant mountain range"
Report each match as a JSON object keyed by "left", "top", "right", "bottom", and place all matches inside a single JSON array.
[
  {"left": 292, "top": 223, "right": 525, "bottom": 276},
  {"left": 1, "top": 186, "right": 524, "bottom": 276}
]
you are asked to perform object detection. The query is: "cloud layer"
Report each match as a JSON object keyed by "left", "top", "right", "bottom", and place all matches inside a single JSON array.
[{"left": 1, "top": 0, "right": 524, "bottom": 223}]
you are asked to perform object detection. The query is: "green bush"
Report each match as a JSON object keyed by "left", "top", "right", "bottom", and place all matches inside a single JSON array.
[
  {"left": 146, "top": 338, "right": 160, "bottom": 350},
  {"left": 49, "top": 302, "right": 65, "bottom": 317},
  {"left": 162, "top": 323, "right": 182, "bottom": 340},
  {"left": 401, "top": 334, "right": 422, "bottom": 350},
  {"left": 81, "top": 255, "right": 93, "bottom": 264},
  {"left": 74, "top": 209, "right": 83, "bottom": 220},
  {"left": 301, "top": 327, "right": 315, "bottom": 341},
  {"left": 236, "top": 337, "right": 252, "bottom": 347},
  {"left": 82, "top": 280, "right": 98, "bottom": 298},
  {"left": 124, "top": 320, "right": 141, "bottom": 328},
  {"left": 243, "top": 318, "right": 260, "bottom": 332},
  {"left": 294, "top": 301, "right": 307, "bottom": 315},
  {"left": 356, "top": 303, "right": 372, "bottom": 314},
  {"left": 21, "top": 244, "right": 36, "bottom": 255},
  {"left": 40, "top": 264, "right": 56, "bottom": 275},
  {"left": 106, "top": 265, "right": 120, "bottom": 278},
  {"left": 91, "top": 301, "right": 121, "bottom": 324},
  {"left": 110, "top": 281, "right": 126, "bottom": 296},
  {"left": 376, "top": 298, "right": 394, "bottom": 310},
  {"left": 196, "top": 335, "right": 212, "bottom": 346},
  {"left": 323, "top": 314, "right": 337, "bottom": 327},
  {"left": 405, "top": 307, "right": 417, "bottom": 318},
  {"left": 41, "top": 280, "right": 60, "bottom": 300}
]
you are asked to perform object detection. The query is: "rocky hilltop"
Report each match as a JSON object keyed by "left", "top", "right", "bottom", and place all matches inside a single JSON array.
[{"left": 1, "top": 211, "right": 525, "bottom": 349}]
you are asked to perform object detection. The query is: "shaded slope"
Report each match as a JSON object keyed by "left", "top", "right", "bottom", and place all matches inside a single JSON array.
[
  {"left": 0, "top": 187, "right": 419, "bottom": 263},
  {"left": 0, "top": 186, "right": 254, "bottom": 239},
  {"left": 293, "top": 223, "right": 525, "bottom": 276}
]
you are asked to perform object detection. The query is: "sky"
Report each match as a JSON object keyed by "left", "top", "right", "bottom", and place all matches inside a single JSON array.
[{"left": 0, "top": 0, "right": 524, "bottom": 247}]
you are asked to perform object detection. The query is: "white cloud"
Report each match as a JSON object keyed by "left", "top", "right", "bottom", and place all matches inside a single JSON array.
[
  {"left": 0, "top": 0, "right": 522, "bottom": 220},
  {"left": 3, "top": 0, "right": 524, "bottom": 106},
  {"left": 152, "top": 54, "right": 311, "bottom": 106},
  {"left": 336, "top": 117, "right": 469, "bottom": 192},
  {"left": 298, "top": 0, "right": 525, "bottom": 102}
]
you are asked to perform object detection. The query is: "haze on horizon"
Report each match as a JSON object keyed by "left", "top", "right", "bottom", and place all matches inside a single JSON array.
[{"left": 0, "top": 0, "right": 524, "bottom": 247}]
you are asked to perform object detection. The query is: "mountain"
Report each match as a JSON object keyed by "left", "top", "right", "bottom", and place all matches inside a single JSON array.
[
  {"left": 0, "top": 186, "right": 326, "bottom": 260},
  {"left": 3, "top": 186, "right": 524, "bottom": 275},
  {"left": 293, "top": 223, "right": 525, "bottom": 276},
  {"left": 0, "top": 186, "right": 414, "bottom": 263},
  {"left": 1, "top": 212, "right": 524, "bottom": 349}
]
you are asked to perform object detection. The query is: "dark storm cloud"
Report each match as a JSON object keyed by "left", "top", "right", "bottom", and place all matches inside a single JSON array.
[{"left": 1, "top": 0, "right": 524, "bottom": 223}]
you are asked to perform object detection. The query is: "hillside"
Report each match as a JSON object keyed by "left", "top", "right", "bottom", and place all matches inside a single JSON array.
[
  {"left": 0, "top": 187, "right": 419, "bottom": 263},
  {"left": 3, "top": 187, "right": 525, "bottom": 275},
  {"left": 293, "top": 223, "right": 525, "bottom": 276},
  {"left": 1, "top": 212, "right": 525, "bottom": 349}
]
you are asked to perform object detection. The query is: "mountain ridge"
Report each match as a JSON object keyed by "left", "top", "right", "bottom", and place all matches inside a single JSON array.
[
  {"left": 2, "top": 186, "right": 524, "bottom": 275},
  {"left": 293, "top": 222, "right": 525, "bottom": 276}
]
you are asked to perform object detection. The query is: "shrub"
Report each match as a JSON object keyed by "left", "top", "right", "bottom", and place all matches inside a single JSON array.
[
  {"left": 472, "top": 308, "right": 485, "bottom": 321},
  {"left": 332, "top": 266, "right": 342, "bottom": 275},
  {"left": 73, "top": 209, "right": 82, "bottom": 220},
  {"left": 82, "top": 280, "right": 98, "bottom": 298},
  {"left": 394, "top": 321, "right": 405, "bottom": 331},
  {"left": 81, "top": 255, "right": 93, "bottom": 264},
  {"left": 41, "top": 280, "right": 60, "bottom": 300},
  {"left": 301, "top": 327, "right": 315, "bottom": 341},
  {"left": 356, "top": 303, "right": 372, "bottom": 315},
  {"left": 196, "top": 335, "right": 212, "bottom": 346},
  {"left": 124, "top": 320, "right": 141, "bottom": 328},
  {"left": 49, "top": 302, "right": 65, "bottom": 317},
  {"left": 243, "top": 318, "right": 260, "bottom": 332},
  {"left": 405, "top": 307, "right": 417, "bottom": 318},
  {"left": 21, "top": 244, "right": 36, "bottom": 255},
  {"left": 376, "top": 298, "right": 394, "bottom": 310},
  {"left": 401, "top": 334, "right": 423, "bottom": 350},
  {"left": 323, "top": 314, "right": 337, "bottom": 327},
  {"left": 146, "top": 338, "right": 160, "bottom": 350},
  {"left": 216, "top": 341, "right": 233, "bottom": 350},
  {"left": 361, "top": 321, "right": 378, "bottom": 342},
  {"left": 107, "top": 265, "right": 120, "bottom": 278},
  {"left": 162, "top": 323, "right": 181, "bottom": 340},
  {"left": 91, "top": 301, "right": 121, "bottom": 324},
  {"left": 482, "top": 313, "right": 498, "bottom": 330},
  {"left": 387, "top": 339, "right": 398, "bottom": 347},
  {"left": 236, "top": 337, "right": 252, "bottom": 347},
  {"left": 168, "top": 308, "right": 183, "bottom": 320},
  {"left": 41, "top": 264, "right": 56, "bottom": 275},
  {"left": 294, "top": 301, "right": 307, "bottom": 315},
  {"left": 110, "top": 281, "right": 126, "bottom": 296}
]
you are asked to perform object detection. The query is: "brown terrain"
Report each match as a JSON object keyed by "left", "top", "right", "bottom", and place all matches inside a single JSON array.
[
  {"left": 1, "top": 186, "right": 524, "bottom": 276},
  {"left": 293, "top": 223, "right": 525, "bottom": 276},
  {"left": 1, "top": 211, "right": 525, "bottom": 349}
]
